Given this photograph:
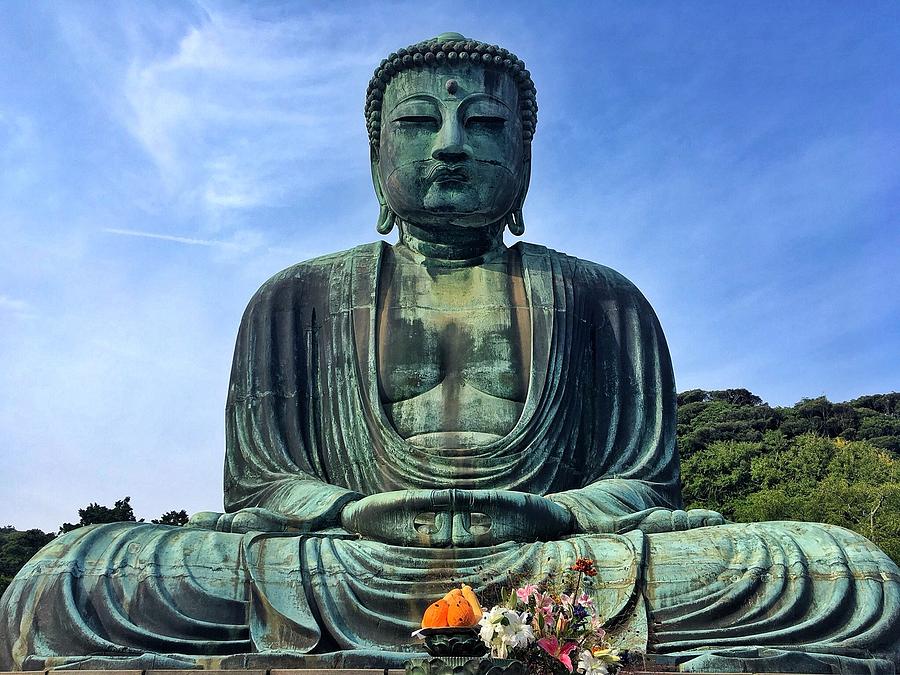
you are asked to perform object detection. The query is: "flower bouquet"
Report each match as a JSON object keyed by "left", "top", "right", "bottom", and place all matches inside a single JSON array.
[{"left": 476, "top": 558, "right": 621, "bottom": 675}]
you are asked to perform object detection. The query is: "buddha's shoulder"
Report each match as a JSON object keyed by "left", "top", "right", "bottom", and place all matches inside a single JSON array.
[
  {"left": 517, "top": 242, "right": 649, "bottom": 302},
  {"left": 250, "top": 242, "right": 382, "bottom": 296}
]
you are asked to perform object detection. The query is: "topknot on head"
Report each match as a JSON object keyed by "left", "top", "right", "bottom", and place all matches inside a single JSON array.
[{"left": 365, "top": 33, "right": 538, "bottom": 149}]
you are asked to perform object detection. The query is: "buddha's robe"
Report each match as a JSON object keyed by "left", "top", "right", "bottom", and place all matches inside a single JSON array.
[
  {"left": 222, "top": 242, "right": 681, "bottom": 524},
  {"left": 2, "top": 243, "right": 898, "bottom": 673}
]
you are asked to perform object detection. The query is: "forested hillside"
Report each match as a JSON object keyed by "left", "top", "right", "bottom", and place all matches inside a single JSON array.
[
  {"left": 2, "top": 390, "right": 899, "bottom": 598},
  {"left": 679, "top": 389, "right": 900, "bottom": 561}
]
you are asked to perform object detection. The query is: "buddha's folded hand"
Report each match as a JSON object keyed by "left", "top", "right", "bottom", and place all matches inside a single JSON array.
[
  {"left": 339, "top": 489, "right": 574, "bottom": 547},
  {"left": 190, "top": 508, "right": 330, "bottom": 534},
  {"left": 465, "top": 489, "right": 576, "bottom": 546}
]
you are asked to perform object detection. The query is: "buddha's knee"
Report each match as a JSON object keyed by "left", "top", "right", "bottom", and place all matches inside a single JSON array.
[
  {"left": 648, "top": 519, "right": 900, "bottom": 583},
  {"left": 5, "top": 521, "right": 247, "bottom": 608},
  {"left": 1, "top": 523, "right": 252, "bottom": 670},
  {"left": 5, "top": 522, "right": 144, "bottom": 589},
  {"left": 766, "top": 520, "right": 900, "bottom": 575}
]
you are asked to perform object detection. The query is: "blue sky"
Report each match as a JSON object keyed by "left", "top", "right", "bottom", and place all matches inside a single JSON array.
[{"left": 1, "top": 1, "right": 898, "bottom": 530}]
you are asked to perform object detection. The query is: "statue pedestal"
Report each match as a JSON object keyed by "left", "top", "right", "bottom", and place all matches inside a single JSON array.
[
  {"left": 0, "top": 668, "right": 869, "bottom": 674},
  {"left": 404, "top": 658, "right": 525, "bottom": 675}
]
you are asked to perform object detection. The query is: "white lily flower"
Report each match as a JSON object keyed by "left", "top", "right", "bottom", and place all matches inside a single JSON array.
[
  {"left": 577, "top": 650, "right": 610, "bottom": 675},
  {"left": 499, "top": 610, "right": 534, "bottom": 650},
  {"left": 479, "top": 606, "right": 534, "bottom": 658}
]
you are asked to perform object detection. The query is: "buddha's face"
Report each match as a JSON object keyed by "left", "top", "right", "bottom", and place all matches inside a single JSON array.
[{"left": 377, "top": 64, "right": 526, "bottom": 229}]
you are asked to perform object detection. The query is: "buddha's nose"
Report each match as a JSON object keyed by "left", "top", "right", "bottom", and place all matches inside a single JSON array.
[{"left": 432, "top": 118, "right": 470, "bottom": 163}]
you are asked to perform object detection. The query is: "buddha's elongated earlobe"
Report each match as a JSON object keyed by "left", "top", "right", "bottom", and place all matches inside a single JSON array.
[
  {"left": 504, "top": 157, "right": 531, "bottom": 237},
  {"left": 506, "top": 209, "right": 525, "bottom": 236},
  {"left": 371, "top": 147, "right": 396, "bottom": 235},
  {"left": 376, "top": 205, "right": 396, "bottom": 235}
]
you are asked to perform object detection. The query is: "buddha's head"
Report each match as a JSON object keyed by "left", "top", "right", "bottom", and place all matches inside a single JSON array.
[{"left": 365, "top": 33, "right": 537, "bottom": 244}]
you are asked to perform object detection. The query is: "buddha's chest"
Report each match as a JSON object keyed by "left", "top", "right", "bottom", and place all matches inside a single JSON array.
[{"left": 375, "top": 251, "right": 531, "bottom": 444}]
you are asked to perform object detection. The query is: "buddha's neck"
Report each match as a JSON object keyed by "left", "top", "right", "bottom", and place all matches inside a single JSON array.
[{"left": 397, "top": 221, "right": 506, "bottom": 267}]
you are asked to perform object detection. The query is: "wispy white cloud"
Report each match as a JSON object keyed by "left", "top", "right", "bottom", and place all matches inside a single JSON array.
[
  {"left": 102, "top": 227, "right": 241, "bottom": 249},
  {"left": 117, "top": 7, "right": 374, "bottom": 222},
  {"left": 0, "top": 294, "right": 33, "bottom": 318},
  {"left": 101, "top": 227, "right": 298, "bottom": 267}
]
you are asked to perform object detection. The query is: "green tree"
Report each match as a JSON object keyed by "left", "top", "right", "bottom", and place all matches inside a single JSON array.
[
  {"left": 681, "top": 430, "right": 900, "bottom": 564},
  {"left": 677, "top": 389, "right": 900, "bottom": 458},
  {"left": 59, "top": 496, "right": 139, "bottom": 533},
  {"left": 676, "top": 395, "right": 779, "bottom": 459},
  {"left": 0, "top": 526, "right": 54, "bottom": 598},
  {"left": 678, "top": 389, "right": 900, "bottom": 564},
  {"left": 681, "top": 440, "right": 762, "bottom": 518},
  {"left": 152, "top": 510, "right": 189, "bottom": 526}
]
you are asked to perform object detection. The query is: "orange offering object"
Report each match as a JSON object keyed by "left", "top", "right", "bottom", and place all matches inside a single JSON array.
[
  {"left": 422, "top": 586, "right": 483, "bottom": 628},
  {"left": 421, "top": 599, "right": 449, "bottom": 628},
  {"left": 447, "top": 596, "right": 476, "bottom": 627},
  {"left": 460, "top": 584, "right": 483, "bottom": 622},
  {"left": 442, "top": 588, "right": 463, "bottom": 602}
]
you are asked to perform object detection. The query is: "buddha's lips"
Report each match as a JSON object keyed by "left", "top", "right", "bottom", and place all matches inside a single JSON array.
[{"left": 428, "top": 164, "right": 470, "bottom": 184}]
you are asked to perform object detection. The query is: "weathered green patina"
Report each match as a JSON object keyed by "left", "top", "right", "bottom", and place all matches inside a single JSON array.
[{"left": 2, "top": 33, "right": 899, "bottom": 673}]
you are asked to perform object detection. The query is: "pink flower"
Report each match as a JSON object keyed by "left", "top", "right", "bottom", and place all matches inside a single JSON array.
[
  {"left": 532, "top": 591, "right": 554, "bottom": 618},
  {"left": 560, "top": 593, "right": 574, "bottom": 608},
  {"left": 537, "top": 636, "right": 579, "bottom": 672},
  {"left": 516, "top": 584, "right": 539, "bottom": 603},
  {"left": 577, "top": 593, "right": 594, "bottom": 608}
]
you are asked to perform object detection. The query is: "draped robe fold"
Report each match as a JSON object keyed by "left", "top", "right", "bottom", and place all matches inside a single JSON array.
[{"left": 2, "top": 242, "right": 899, "bottom": 673}]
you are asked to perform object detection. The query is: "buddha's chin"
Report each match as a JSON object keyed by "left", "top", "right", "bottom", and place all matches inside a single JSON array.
[
  {"left": 422, "top": 184, "right": 482, "bottom": 216},
  {"left": 409, "top": 212, "right": 499, "bottom": 232}
]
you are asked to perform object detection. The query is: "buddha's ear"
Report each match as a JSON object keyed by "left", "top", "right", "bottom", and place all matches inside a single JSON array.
[
  {"left": 371, "top": 146, "right": 396, "bottom": 235},
  {"left": 519, "top": 150, "right": 532, "bottom": 204},
  {"left": 505, "top": 152, "right": 531, "bottom": 237}
]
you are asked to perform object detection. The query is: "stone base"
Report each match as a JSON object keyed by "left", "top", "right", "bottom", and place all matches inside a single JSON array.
[
  {"left": 0, "top": 653, "right": 886, "bottom": 675},
  {"left": 403, "top": 658, "right": 525, "bottom": 675},
  {"left": 0, "top": 670, "right": 845, "bottom": 675}
]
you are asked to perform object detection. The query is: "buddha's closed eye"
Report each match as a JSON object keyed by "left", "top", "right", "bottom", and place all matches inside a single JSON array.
[
  {"left": 465, "top": 116, "right": 506, "bottom": 130},
  {"left": 394, "top": 115, "right": 439, "bottom": 130}
]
